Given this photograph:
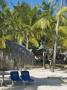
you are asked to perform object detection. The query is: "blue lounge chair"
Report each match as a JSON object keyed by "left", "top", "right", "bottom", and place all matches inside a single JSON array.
[
  {"left": 10, "top": 71, "right": 22, "bottom": 85},
  {"left": 21, "top": 71, "right": 34, "bottom": 83}
]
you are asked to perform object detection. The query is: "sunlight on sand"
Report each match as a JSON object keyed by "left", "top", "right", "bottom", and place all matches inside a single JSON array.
[{"left": 0, "top": 68, "right": 67, "bottom": 90}]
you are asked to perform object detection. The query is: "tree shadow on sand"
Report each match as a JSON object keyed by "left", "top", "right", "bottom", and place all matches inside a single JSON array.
[
  {"left": 1, "top": 76, "right": 67, "bottom": 90},
  {"left": 34, "top": 77, "right": 63, "bottom": 86}
]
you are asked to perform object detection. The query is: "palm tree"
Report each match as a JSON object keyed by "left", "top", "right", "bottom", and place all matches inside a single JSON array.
[
  {"left": 34, "top": 0, "right": 58, "bottom": 66},
  {"left": 11, "top": 2, "right": 39, "bottom": 49},
  {"left": 52, "top": 0, "right": 67, "bottom": 71}
]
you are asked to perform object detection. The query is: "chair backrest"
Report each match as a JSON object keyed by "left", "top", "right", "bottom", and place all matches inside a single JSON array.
[
  {"left": 10, "top": 71, "right": 20, "bottom": 81},
  {"left": 21, "top": 71, "right": 30, "bottom": 80}
]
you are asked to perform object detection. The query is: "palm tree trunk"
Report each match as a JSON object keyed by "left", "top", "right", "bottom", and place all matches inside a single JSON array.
[
  {"left": 52, "top": 16, "right": 60, "bottom": 72},
  {"left": 52, "top": 0, "right": 63, "bottom": 72},
  {"left": 43, "top": 51, "right": 46, "bottom": 68}
]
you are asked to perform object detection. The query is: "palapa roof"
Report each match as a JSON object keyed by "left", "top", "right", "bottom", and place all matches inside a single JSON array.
[{"left": 5, "top": 40, "right": 35, "bottom": 65}]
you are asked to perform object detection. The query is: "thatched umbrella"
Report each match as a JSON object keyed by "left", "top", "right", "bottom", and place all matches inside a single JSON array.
[
  {"left": 6, "top": 40, "right": 35, "bottom": 68},
  {"left": 0, "top": 39, "right": 8, "bottom": 85}
]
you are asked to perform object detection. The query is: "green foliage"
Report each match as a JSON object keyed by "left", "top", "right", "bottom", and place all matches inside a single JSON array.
[
  {"left": 0, "top": 30, "right": 3, "bottom": 38},
  {"left": 57, "top": 7, "right": 67, "bottom": 16},
  {"left": 16, "top": 32, "right": 24, "bottom": 45},
  {"left": 59, "top": 26, "right": 67, "bottom": 35},
  {"left": 0, "top": 0, "right": 6, "bottom": 8},
  {"left": 0, "top": 38, "right": 6, "bottom": 48},
  {"left": 33, "top": 17, "right": 50, "bottom": 29},
  {"left": 0, "top": 1, "right": 67, "bottom": 51},
  {"left": 48, "top": 0, "right": 51, "bottom": 4},
  {"left": 29, "top": 37, "right": 39, "bottom": 48}
]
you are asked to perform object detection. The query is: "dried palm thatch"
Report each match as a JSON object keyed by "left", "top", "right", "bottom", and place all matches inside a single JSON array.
[{"left": 5, "top": 40, "right": 35, "bottom": 66}]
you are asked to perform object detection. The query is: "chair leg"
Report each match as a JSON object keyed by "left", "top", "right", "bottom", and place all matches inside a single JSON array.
[{"left": 12, "top": 81, "right": 14, "bottom": 86}]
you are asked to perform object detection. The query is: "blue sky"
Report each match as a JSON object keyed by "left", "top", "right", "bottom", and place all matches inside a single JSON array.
[
  {"left": 7, "top": 0, "right": 67, "bottom": 10},
  {"left": 7, "top": 0, "right": 42, "bottom": 9}
]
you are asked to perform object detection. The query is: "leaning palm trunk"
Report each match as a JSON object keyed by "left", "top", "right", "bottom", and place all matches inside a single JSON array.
[
  {"left": 52, "top": 0, "right": 64, "bottom": 72},
  {"left": 52, "top": 16, "right": 60, "bottom": 72}
]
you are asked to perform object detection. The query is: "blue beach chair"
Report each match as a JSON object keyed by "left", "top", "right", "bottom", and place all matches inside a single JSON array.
[
  {"left": 10, "top": 71, "right": 22, "bottom": 85},
  {"left": 21, "top": 71, "right": 34, "bottom": 83}
]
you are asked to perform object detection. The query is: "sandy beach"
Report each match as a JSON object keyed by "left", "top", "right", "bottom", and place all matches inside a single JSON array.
[{"left": 0, "top": 68, "right": 67, "bottom": 90}]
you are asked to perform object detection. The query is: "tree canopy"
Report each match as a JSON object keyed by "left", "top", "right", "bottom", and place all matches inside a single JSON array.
[{"left": 0, "top": 0, "right": 67, "bottom": 51}]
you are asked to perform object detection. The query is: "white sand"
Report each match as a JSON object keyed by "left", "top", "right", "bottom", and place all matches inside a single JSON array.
[{"left": 0, "top": 68, "right": 67, "bottom": 90}]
